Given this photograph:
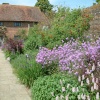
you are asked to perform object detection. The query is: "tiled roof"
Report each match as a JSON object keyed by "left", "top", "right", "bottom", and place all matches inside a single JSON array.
[{"left": 0, "top": 4, "right": 47, "bottom": 22}]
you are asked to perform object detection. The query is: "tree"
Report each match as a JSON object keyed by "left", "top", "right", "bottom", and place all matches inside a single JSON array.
[
  {"left": 35, "top": 0, "right": 53, "bottom": 13},
  {"left": 96, "top": 0, "right": 100, "bottom": 3}
]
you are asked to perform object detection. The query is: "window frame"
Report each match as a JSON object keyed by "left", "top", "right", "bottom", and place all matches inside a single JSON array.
[
  {"left": 14, "top": 22, "right": 21, "bottom": 27},
  {"left": 0, "top": 22, "right": 3, "bottom": 26},
  {"left": 14, "top": 35, "right": 20, "bottom": 40}
]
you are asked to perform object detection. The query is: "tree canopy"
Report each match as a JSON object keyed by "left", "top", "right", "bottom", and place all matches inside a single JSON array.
[
  {"left": 35, "top": 0, "right": 53, "bottom": 13},
  {"left": 96, "top": 0, "right": 100, "bottom": 3}
]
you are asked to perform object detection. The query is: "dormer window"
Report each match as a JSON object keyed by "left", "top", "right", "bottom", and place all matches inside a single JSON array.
[
  {"left": 14, "top": 22, "right": 21, "bottom": 27},
  {"left": 0, "top": 22, "right": 3, "bottom": 26}
]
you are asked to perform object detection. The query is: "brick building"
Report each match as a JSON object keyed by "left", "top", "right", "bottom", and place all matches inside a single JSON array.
[{"left": 0, "top": 3, "right": 48, "bottom": 45}]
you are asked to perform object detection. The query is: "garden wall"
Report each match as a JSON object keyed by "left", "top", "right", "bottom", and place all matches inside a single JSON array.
[{"left": 84, "top": 4, "right": 100, "bottom": 39}]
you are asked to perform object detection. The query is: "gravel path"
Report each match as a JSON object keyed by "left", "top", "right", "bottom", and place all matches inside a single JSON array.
[{"left": 0, "top": 49, "right": 31, "bottom": 100}]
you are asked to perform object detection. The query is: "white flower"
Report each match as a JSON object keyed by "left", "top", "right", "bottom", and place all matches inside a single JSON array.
[
  {"left": 60, "top": 95, "right": 64, "bottom": 99},
  {"left": 81, "top": 81, "right": 83, "bottom": 86},
  {"left": 51, "top": 92, "right": 54, "bottom": 96},
  {"left": 92, "top": 63, "right": 95, "bottom": 71},
  {"left": 92, "top": 77, "right": 95, "bottom": 83},
  {"left": 97, "top": 62, "right": 100, "bottom": 66},
  {"left": 78, "top": 76, "right": 81, "bottom": 82},
  {"left": 56, "top": 96, "right": 59, "bottom": 100},
  {"left": 96, "top": 78, "right": 99, "bottom": 83},
  {"left": 96, "top": 84, "right": 99, "bottom": 90},
  {"left": 96, "top": 92, "right": 99, "bottom": 100},
  {"left": 65, "top": 95, "right": 69, "bottom": 100},
  {"left": 82, "top": 75, "right": 85, "bottom": 80},
  {"left": 91, "top": 73, "right": 94, "bottom": 78},
  {"left": 77, "top": 95, "right": 81, "bottom": 100},
  {"left": 87, "top": 95, "right": 90, "bottom": 100},
  {"left": 86, "top": 69, "right": 90, "bottom": 74},
  {"left": 82, "top": 94, "right": 86, "bottom": 100},
  {"left": 86, "top": 78, "right": 90, "bottom": 85},
  {"left": 91, "top": 86, "right": 94, "bottom": 92},
  {"left": 94, "top": 83, "right": 98, "bottom": 90},
  {"left": 72, "top": 87, "right": 76, "bottom": 92},
  {"left": 62, "top": 87, "right": 66, "bottom": 92}
]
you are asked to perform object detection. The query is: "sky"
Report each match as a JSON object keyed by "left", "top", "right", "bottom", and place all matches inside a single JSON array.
[{"left": 0, "top": 0, "right": 96, "bottom": 9}]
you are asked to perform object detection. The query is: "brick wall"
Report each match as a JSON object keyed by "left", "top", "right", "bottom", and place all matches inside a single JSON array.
[
  {"left": 6, "top": 27, "right": 28, "bottom": 38},
  {"left": 84, "top": 4, "right": 100, "bottom": 39},
  {"left": 1, "top": 21, "right": 37, "bottom": 38}
]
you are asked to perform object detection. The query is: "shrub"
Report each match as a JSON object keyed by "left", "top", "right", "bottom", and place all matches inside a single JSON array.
[
  {"left": 31, "top": 73, "right": 91, "bottom": 100},
  {"left": 24, "top": 26, "right": 42, "bottom": 51},
  {"left": 11, "top": 51, "right": 43, "bottom": 87},
  {"left": 36, "top": 38, "right": 100, "bottom": 98},
  {"left": 24, "top": 7, "right": 92, "bottom": 50},
  {"left": 2, "top": 39, "right": 23, "bottom": 60},
  {"left": 36, "top": 38, "right": 100, "bottom": 73},
  {"left": 16, "top": 29, "right": 27, "bottom": 40},
  {"left": 45, "top": 7, "right": 92, "bottom": 48}
]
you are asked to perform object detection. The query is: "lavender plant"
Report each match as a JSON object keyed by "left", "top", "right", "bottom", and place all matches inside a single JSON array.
[{"left": 11, "top": 51, "right": 43, "bottom": 87}]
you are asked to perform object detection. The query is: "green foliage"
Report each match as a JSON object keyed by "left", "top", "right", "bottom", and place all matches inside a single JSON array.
[
  {"left": 26, "top": 7, "right": 92, "bottom": 49},
  {"left": 16, "top": 29, "right": 27, "bottom": 40},
  {"left": 45, "top": 7, "right": 92, "bottom": 48},
  {"left": 35, "top": 0, "right": 53, "bottom": 13},
  {"left": 96, "top": 0, "right": 100, "bottom": 3},
  {"left": 31, "top": 73, "right": 89, "bottom": 100},
  {"left": 24, "top": 26, "right": 42, "bottom": 51},
  {"left": 42, "top": 61, "right": 59, "bottom": 75},
  {"left": 11, "top": 51, "right": 43, "bottom": 87},
  {"left": 0, "top": 26, "right": 7, "bottom": 34}
]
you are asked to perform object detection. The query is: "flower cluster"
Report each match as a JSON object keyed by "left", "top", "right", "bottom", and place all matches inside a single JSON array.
[
  {"left": 36, "top": 38, "right": 100, "bottom": 92},
  {"left": 54, "top": 71, "right": 100, "bottom": 100},
  {"left": 36, "top": 38, "right": 100, "bottom": 73}
]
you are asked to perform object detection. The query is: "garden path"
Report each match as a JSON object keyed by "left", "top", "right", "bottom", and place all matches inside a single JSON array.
[{"left": 0, "top": 49, "right": 31, "bottom": 100}]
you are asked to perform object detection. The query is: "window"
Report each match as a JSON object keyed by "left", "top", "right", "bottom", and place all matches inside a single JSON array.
[
  {"left": 0, "top": 22, "right": 3, "bottom": 26},
  {"left": 34, "top": 22, "right": 38, "bottom": 25},
  {"left": 14, "top": 22, "right": 21, "bottom": 27},
  {"left": 14, "top": 35, "right": 20, "bottom": 40}
]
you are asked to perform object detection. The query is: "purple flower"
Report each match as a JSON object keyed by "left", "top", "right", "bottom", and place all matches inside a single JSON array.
[{"left": 36, "top": 38, "right": 100, "bottom": 73}]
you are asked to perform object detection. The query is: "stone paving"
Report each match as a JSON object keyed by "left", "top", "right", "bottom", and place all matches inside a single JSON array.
[{"left": 0, "top": 49, "right": 31, "bottom": 100}]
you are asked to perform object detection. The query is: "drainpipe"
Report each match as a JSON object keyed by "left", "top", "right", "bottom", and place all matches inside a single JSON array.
[
  {"left": 28, "top": 24, "right": 30, "bottom": 31},
  {"left": 27, "top": 24, "right": 30, "bottom": 35}
]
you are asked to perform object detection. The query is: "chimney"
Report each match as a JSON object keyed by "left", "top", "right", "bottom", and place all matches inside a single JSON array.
[{"left": 2, "top": 3, "right": 9, "bottom": 5}]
